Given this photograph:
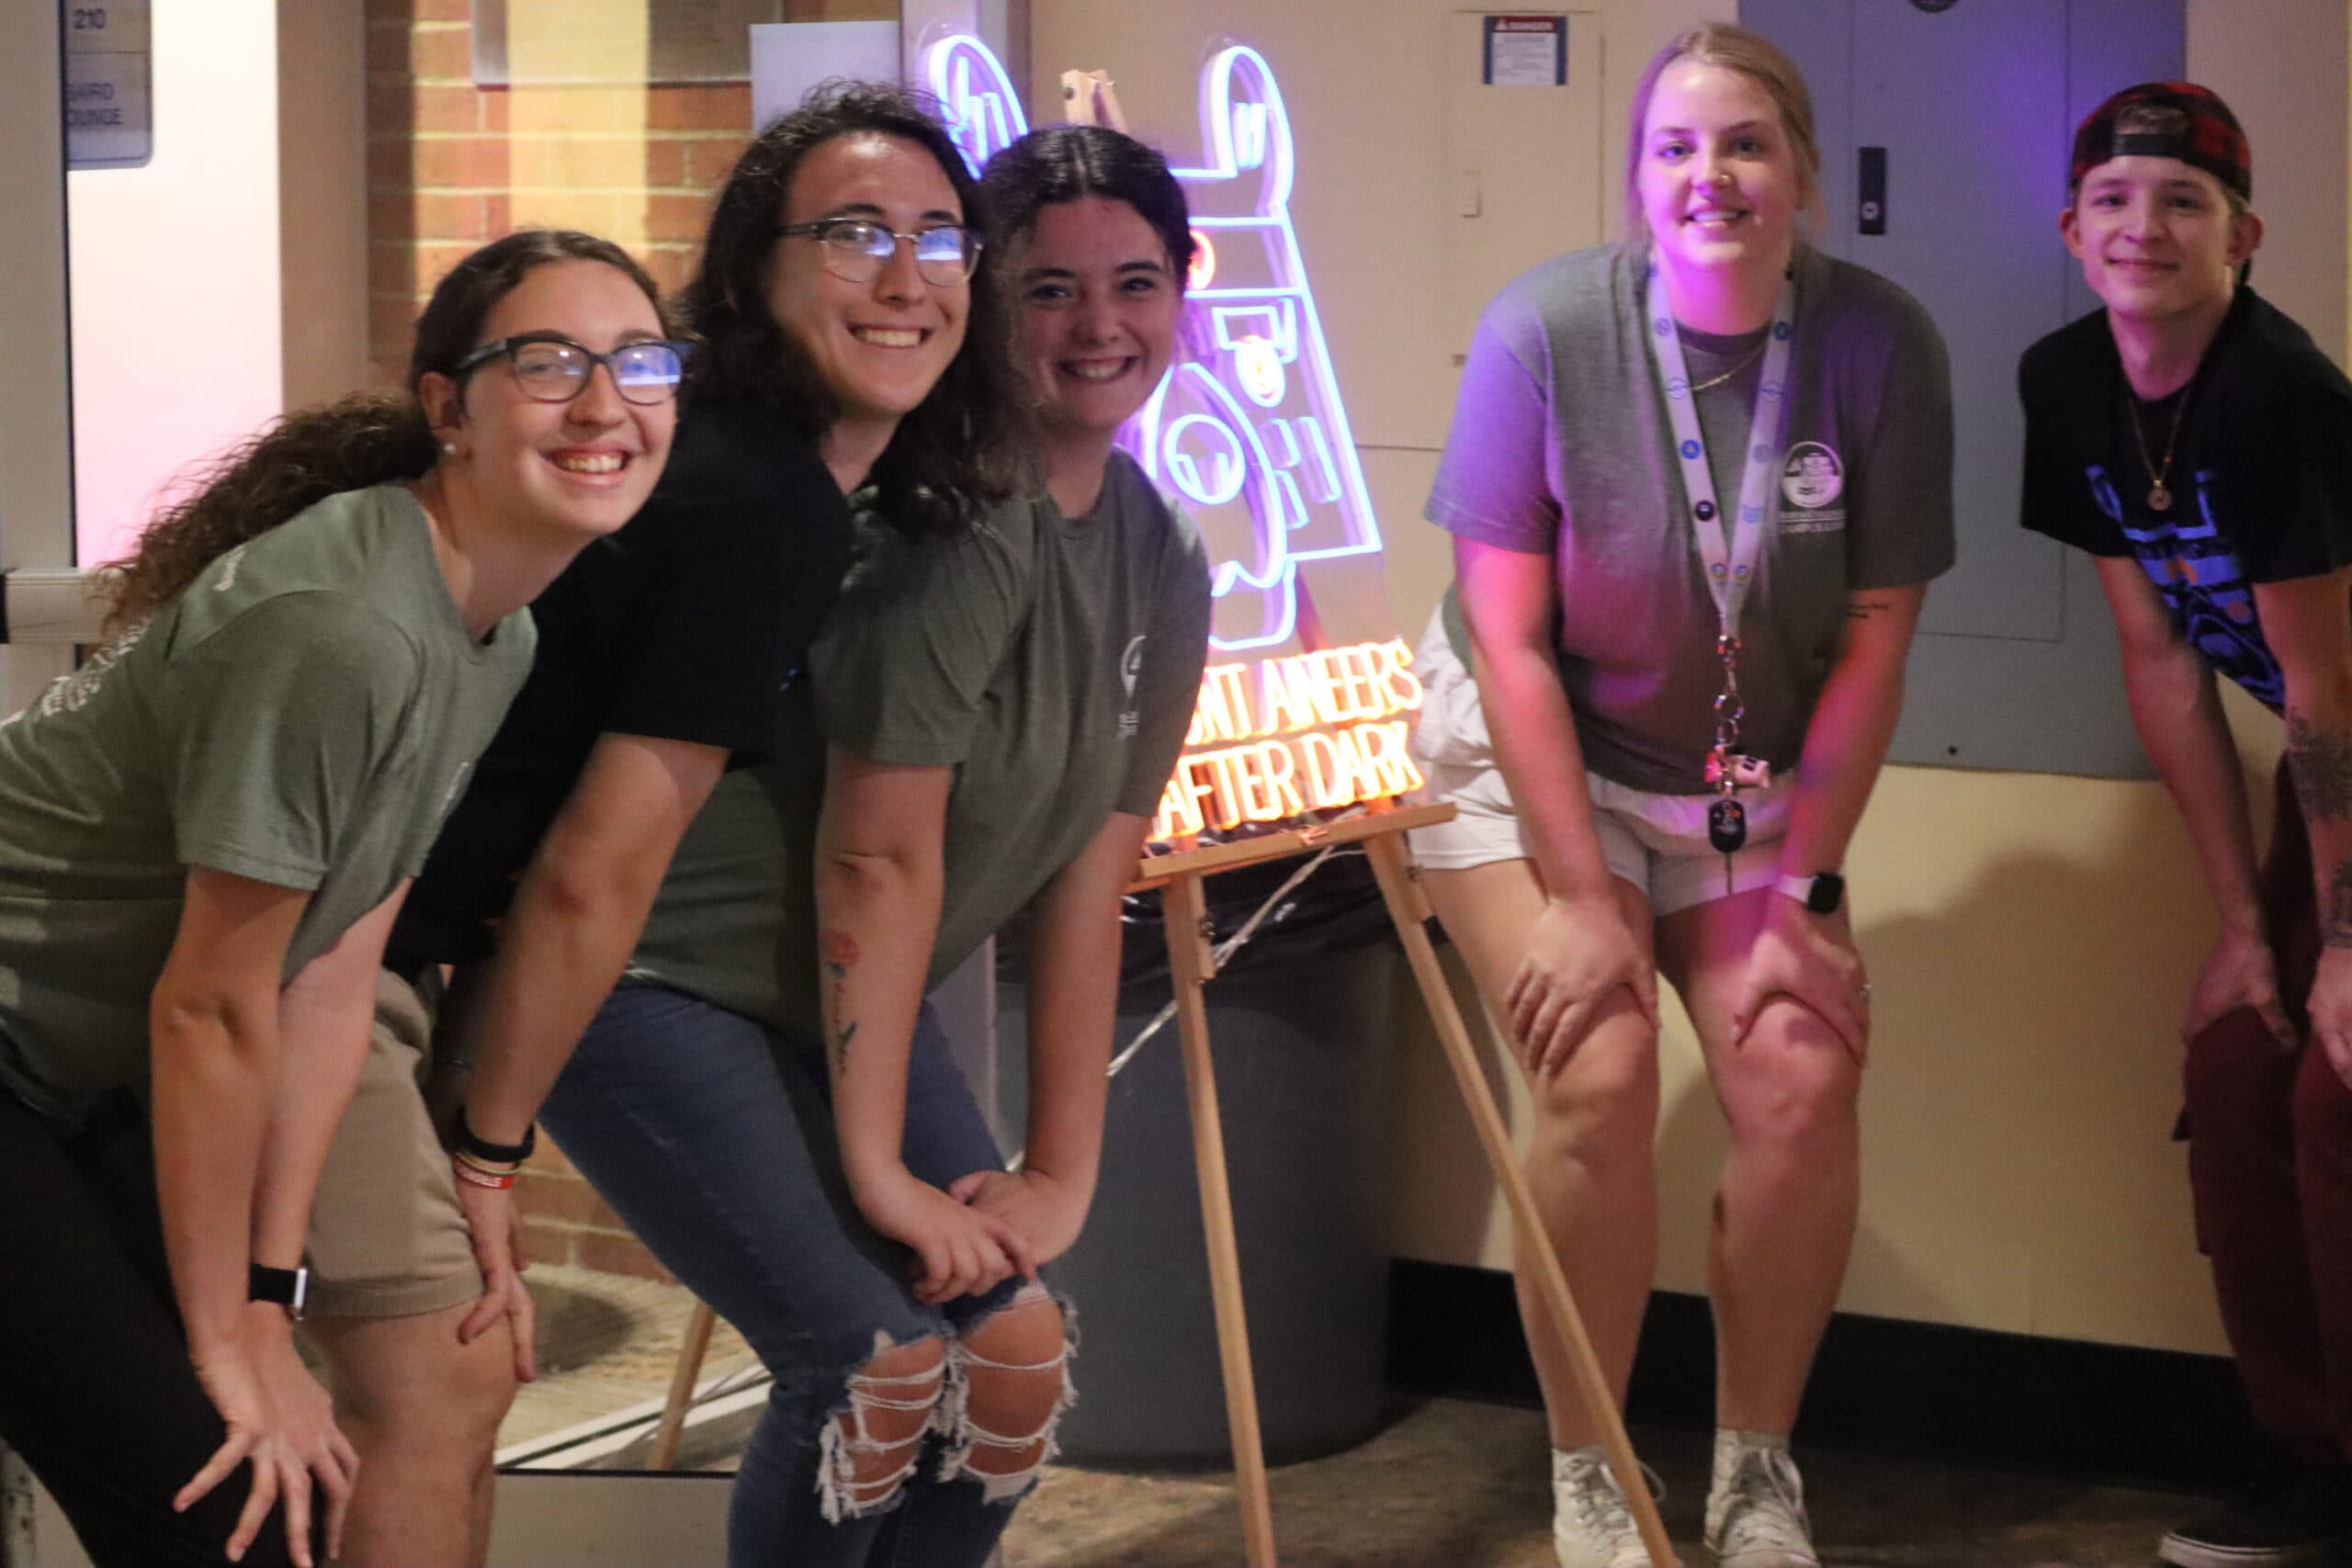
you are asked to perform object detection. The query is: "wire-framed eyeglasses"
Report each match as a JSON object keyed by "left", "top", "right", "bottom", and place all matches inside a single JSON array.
[
  {"left": 452, "top": 334, "right": 691, "bottom": 406},
  {"left": 775, "top": 218, "right": 983, "bottom": 288}
]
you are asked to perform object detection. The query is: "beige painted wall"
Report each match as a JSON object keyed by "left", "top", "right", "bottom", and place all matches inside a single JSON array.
[
  {"left": 68, "top": 1, "right": 284, "bottom": 570},
  {"left": 1033, "top": 0, "right": 2349, "bottom": 1354},
  {"left": 279, "top": 0, "right": 370, "bottom": 409}
]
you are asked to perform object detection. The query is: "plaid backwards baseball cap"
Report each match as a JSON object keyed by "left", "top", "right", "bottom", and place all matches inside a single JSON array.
[{"left": 2071, "top": 82, "right": 2251, "bottom": 201}]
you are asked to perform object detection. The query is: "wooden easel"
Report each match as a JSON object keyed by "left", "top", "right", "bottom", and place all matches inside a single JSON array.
[{"left": 649, "top": 802, "right": 1677, "bottom": 1567}]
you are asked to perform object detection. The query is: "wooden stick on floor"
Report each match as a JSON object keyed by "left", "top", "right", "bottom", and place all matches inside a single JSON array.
[
  {"left": 1363, "top": 831, "right": 1679, "bottom": 1567},
  {"left": 650, "top": 1299, "right": 718, "bottom": 1471},
  {"left": 1162, "top": 869, "right": 1283, "bottom": 1568}
]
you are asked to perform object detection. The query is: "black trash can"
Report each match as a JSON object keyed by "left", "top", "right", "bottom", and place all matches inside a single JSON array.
[{"left": 995, "top": 852, "right": 1396, "bottom": 1467}]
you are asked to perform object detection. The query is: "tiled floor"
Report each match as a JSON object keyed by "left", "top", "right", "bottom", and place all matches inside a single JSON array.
[
  {"left": 506, "top": 1267, "right": 2210, "bottom": 1565},
  {"left": 1004, "top": 1404, "right": 2202, "bottom": 1567}
]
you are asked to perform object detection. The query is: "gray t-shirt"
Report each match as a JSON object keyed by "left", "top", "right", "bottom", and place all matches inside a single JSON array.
[
  {"left": 1428, "top": 243, "right": 1955, "bottom": 794},
  {"left": 631, "top": 452, "right": 1213, "bottom": 1035},
  {"left": 0, "top": 485, "right": 534, "bottom": 1122}
]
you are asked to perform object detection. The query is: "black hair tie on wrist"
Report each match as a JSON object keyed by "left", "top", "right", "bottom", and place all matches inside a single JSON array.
[{"left": 455, "top": 1103, "right": 537, "bottom": 1165}]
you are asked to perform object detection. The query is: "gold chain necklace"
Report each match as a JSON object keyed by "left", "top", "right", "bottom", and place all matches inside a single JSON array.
[
  {"left": 2126, "top": 380, "right": 2194, "bottom": 513},
  {"left": 1689, "top": 338, "right": 1769, "bottom": 394}
]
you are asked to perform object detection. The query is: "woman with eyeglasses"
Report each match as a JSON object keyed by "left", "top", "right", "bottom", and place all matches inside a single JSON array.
[
  {"left": 288, "top": 85, "right": 1022, "bottom": 1568},
  {"left": 0, "top": 229, "right": 681, "bottom": 1568},
  {"left": 564, "top": 120, "right": 1212, "bottom": 1565}
]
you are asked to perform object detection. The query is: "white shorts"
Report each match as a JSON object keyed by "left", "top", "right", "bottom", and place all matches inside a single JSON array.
[{"left": 1405, "top": 608, "right": 1787, "bottom": 918}]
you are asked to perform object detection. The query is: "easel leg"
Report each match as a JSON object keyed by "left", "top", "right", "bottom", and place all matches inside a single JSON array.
[
  {"left": 1162, "top": 872, "right": 1281, "bottom": 1568},
  {"left": 650, "top": 1299, "right": 718, "bottom": 1470},
  {"left": 1363, "top": 834, "right": 1679, "bottom": 1567}
]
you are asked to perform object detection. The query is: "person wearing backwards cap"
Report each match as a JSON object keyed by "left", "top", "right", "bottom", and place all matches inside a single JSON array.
[{"left": 2019, "top": 82, "right": 2352, "bottom": 1568}]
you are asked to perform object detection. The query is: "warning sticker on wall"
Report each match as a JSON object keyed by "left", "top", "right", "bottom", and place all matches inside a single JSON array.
[{"left": 1484, "top": 15, "right": 1566, "bottom": 86}]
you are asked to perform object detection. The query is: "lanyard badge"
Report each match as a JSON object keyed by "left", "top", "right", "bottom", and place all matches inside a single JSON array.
[{"left": 1644, "top": 259, "right": 1798, "bottom": 885}]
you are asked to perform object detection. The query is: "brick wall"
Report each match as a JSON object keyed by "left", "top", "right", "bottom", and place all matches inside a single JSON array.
[{"left": 364, "top": 0, "right": 758, "bottom": 393}]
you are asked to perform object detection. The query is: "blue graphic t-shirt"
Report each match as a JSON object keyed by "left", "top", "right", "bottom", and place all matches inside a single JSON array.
[{"left": 2018, "top": 286, "right": 2352, "bottom": 712}]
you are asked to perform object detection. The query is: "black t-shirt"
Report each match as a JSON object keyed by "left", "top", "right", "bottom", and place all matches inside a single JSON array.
[
  {"left": 385, "top": 396, "right": 852, "bottom": 971},
  {"left": 2019, "top": 285, "right": 2352, "bottom": 710}
]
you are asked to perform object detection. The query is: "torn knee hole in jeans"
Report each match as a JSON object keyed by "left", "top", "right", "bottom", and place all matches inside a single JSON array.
[
  {"left": 815, "top": 1334, "right": 945, "bottom": 1524},
  {"left": 936, "top": 1289, "right": 1079, "bottom": 1505}
]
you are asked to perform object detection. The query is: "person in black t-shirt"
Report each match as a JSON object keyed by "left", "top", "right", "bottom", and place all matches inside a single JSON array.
[
  {"left": 289, "top": 84, "right": 1024, "bottom": 1568},
  {"left": 2020, "top": 82, "right": 2352, "bottom": 1568}
]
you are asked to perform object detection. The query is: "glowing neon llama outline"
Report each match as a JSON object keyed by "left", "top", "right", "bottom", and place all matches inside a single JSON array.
[
  {"left": 925, "top": 32, "right": 1028, "bottom": 176},
  {"left": 920, "top": 35, "right": 1385, "bottom": 652}
]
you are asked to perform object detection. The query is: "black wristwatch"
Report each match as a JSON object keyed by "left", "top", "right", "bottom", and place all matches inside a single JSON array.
[
  {"left": 248, "top": 1262, "right": 310, "bottom": 1320},
  {"left": 1773, "top": 871, "right": 1846, "bottom": 916},
  {"left": 454, "top": 1103, "right": 537, "bottom": 1165}
]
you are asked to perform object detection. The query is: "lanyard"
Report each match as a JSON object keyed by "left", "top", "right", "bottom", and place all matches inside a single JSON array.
[
  {"left": 1643, "top": 258, "right": 1798, "bottom": 853},
  {"left": 1642, "top": 258, "right": 1799, "bottom": 638}
]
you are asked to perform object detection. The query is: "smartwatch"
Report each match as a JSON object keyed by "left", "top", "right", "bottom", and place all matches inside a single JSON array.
[
  {"left": 1773, "top": 872, "right": 1846, "bottom": 916},
  {"left": 248, "top": 1262, "right": 310, "bottom": 1320}
]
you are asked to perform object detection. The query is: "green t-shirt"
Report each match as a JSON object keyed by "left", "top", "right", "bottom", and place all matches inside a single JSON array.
[
  {"left": 631, "top": 451, "right": 1212, "bottom": 1034},
  {"left": 0, "top": 485, "right": 535, "bottom": 1123}
]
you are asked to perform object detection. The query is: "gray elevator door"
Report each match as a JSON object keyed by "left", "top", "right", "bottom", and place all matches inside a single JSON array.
[{"left": 1743, "top": 0, "right": 2186, "bottom": 777}]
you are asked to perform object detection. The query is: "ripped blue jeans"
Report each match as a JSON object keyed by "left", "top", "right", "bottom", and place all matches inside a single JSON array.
[{"left": 539, "top": 984, "right": 1071, "bottom": 1568}]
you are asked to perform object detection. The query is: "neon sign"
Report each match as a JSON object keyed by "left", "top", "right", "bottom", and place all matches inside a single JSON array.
[
  {"left": 911, "top": 34, "right": 1413, "bottom": 840},
  {"left": 1136, "top": 45, "right": 1385, "bottom": 653},
  {"left": 1154, "top": 637, "right": 1427, "bottom": 840},
  {"left": 926, "top": 32, "right": 1029, "bottom": 176}
]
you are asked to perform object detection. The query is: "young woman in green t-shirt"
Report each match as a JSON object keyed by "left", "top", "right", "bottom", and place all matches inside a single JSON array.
[{"left": 0, "top": 229, "right": 684, "bottom": 1568}]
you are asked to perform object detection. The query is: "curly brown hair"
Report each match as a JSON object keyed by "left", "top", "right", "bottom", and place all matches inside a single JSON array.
[
  {"left": 102, "top": 229, "right": 667, "bottom": 634},
  {"left": 683, "top": 78, "right": 1026, "bottom": 536}
]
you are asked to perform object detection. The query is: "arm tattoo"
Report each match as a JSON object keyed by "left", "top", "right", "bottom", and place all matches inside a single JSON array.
[
  {"left": 2288, "top": 713, "right": 2352, "bottom": 822},
  {"left": 1843, "top": 595, "right": 1897, "bottom": 622},
  {"left": 2327, "top": 862, "right": 2352, "bottom": 950},
  {"left": 822, "top": 930, "right": 861, "bottom": 1070}
]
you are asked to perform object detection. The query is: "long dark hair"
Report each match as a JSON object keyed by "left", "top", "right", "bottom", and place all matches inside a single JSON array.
[
  {"left": 103, "top": 230, "right": 667, "bottom": 634},
  {"left": 681, "top": 78, "right": 1023, "bottom": 536},
  {"left": 978, "top": 124, "right": 1196, "bottom": 285}
]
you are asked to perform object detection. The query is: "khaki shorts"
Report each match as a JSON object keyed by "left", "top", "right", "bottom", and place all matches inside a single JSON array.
[
  {"left": 1406, "top": 608, "right": 1787, "bottom": 918},
  {"left": 300, "top": 969, "right": 483, "bottom": 1319}
]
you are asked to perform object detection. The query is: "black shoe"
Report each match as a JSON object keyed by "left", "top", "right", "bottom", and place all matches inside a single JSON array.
[{"left": 2160, "top": 1467, "right": 2352, "bottom": 1568}]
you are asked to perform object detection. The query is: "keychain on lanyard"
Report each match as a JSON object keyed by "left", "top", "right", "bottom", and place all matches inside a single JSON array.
[{"left": 1644, "top": 259, "right": 1798, "bottom": 896}]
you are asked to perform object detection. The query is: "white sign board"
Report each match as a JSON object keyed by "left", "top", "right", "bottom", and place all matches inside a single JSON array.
[{"left": 62, "top": 0, "right": 151, "bottom": 169}]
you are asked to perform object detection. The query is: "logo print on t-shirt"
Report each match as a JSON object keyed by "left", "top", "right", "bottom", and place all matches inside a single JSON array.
[
  {"left": 1781, "top": 443, "right": 1844, "bottom": 510},
  {"left": 1119, "top": 635, "right": 1147, "bottom": 739},
  {"left": 2120, "top": 468, "right": 2283, "bottom": 709}
]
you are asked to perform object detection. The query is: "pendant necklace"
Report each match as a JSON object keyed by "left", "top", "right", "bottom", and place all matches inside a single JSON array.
[
  {"left": 1688, "top": 338, "right": 1768, "bottom": 395},
  {"left": 2127, "top": 378, "right": 2193, "bottom": 513}
]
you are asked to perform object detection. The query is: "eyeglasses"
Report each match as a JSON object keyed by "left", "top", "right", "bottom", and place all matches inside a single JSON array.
[
  {"left": 452, "top": 334, "right": 690, "bottom": 406},
  {"left": 775, "top": 219, "right": 982, "bottom": 288}
]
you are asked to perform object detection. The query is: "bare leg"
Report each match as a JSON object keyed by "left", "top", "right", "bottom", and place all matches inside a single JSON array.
[
  {"left": 1656, "top": 889, "right": 1862, "bottom": 1434},
  {"left": 1424, "top": 861, "right": 1659, "bottom": 1450},
  {"left": 304, "top": 1303, "right": 522, "bottom": 1568},
  {"left": 944, "top": 1292, "right": 1072, "bottom": 1499},
  {"left": 820, "top": 1336, "right": 947, "bottom": 1519}
]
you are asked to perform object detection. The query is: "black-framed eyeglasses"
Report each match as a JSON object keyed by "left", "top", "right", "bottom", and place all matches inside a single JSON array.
[
  {"left": 774, "top": 219, "right": 982, "bottom": 288},
  {"left": 452, "top": 334, "right": 690, "bottom": 406}
]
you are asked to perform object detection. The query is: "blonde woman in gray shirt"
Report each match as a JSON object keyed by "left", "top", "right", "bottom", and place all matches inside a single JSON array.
[{"left": 1413, "top": 25, "right": 1953, "bottom": 1568}]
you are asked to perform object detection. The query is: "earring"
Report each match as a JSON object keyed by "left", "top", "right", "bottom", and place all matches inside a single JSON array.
[{"left": 441, "top": 441, "right": 458, "bottom": 457}]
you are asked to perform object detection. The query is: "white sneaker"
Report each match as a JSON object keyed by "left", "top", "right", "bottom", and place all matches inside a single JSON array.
[
  {"left": 1553, "top": 1445, "right": 1654, "bottom": 1568},
  {"left": 1703, "top": 1435, "right": 1821, "bottom": 1568}
]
